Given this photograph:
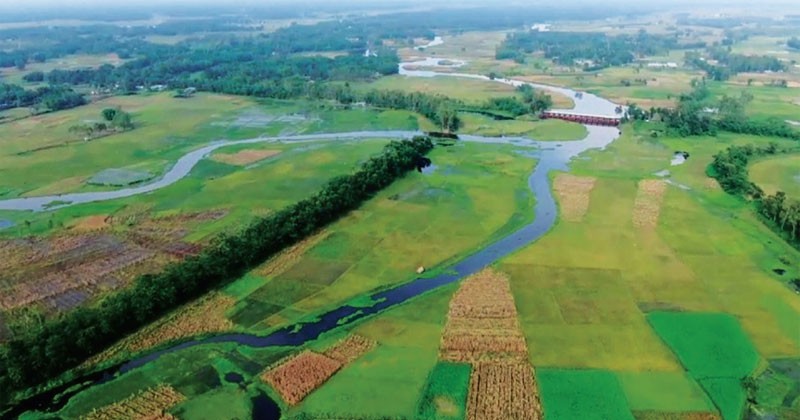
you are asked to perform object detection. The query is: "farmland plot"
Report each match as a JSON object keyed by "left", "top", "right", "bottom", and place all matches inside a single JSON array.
[
  {"left": 82, "top": 385, "right": 185, "bottom": 420},
  {"left": 262, "top": 334, "right": 377, "bottom": 405},
  {"left": 439, "top": 269, "right": 543, "bottom": 419},
  {"left": 553, "top": 174, "right": 596, "bottom": 222}
]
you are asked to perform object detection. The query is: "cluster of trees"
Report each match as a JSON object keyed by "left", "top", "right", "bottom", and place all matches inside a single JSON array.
[
  {"left": 789, "top": 37, "right": 800, "bottom": 50},
  {"left": 0, "top": 83, "right": 85, "bottom": 112},
  {"left": 0, "top": 136, "right": 434, "bottom": 405},
  {"left": 496, "top": 30, "right": 681, "bottom": 69},
  {"left": 687, "top": 50, "right": 785, "bottom": 81},
  {"left": 480, "top": 86, "right": 553, "bottom": 118},
  {"left": 708, "top": 143, "right": 800, "bottom": 246},
  {"left": 634, "top": 81, "right": 800, "bottom": 140},
  {"left": 760, "top": 192, "right": 800, "bottom": 245},
  {"left": 68, "top": 108, "right": 134, "bottom": 140}
]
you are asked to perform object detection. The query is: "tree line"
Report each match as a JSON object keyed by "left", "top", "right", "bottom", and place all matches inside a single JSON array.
[
  {"left": 0, "top": 83, "right": 86, "bottom": 113},
  {"left": 686, "top": 50, "right": 785, "bottom": 81},
  {"left": 496, "top": 30, "right": 683, "bottom": 69},
  {"left": 0, "top": 136, "right": 434, "bottom": 407},
  {"left": 626, "top": 81, "right": 800, "bottom": 140},
  {"left": 708, "top": 143, "right": 800, "bottom": 247}
]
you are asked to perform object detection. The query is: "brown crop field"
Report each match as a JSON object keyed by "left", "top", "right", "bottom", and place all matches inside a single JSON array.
[
  {"left": 467, "top": 362, "right": 542, "bottom": 420},
  {"left": 439, "top": 269, "right": 543, "bottom": 419},
  {"left": 323, "top": 334, "right": 377, "bottom": 364},
  {"left": 211, "top": 149, "right": 282, "bottom": 166},
  {"left": 0, "top": 210, "right": 228, "bottom": 341},
  {"left": 262, "top": 334, "right": 378, "bottom": 405},
  {"left": 633, "top": 180, "right": 667, "bottom": 229},
  {"left": 262, "top": 351, "right": 344, "bottom": 405},
  {"left": 85, "top": 292, "right": 235, "bottom": 366},
  {"left": 440, "top": 269, "right": 529, "bottom": 362},
  {"left": 82, "top": 385, "right": 185, "bottom": 420},
  {"left": 553, "top": 174, "right": 596, "bottom": 222}
]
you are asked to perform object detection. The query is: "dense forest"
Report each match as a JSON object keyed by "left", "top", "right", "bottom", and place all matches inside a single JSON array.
[
  {"left": 0, "top": 136, "right": 434, "bottom": 408},
  {"left": 496, "top": 31, "right": 683, "bottom": 69},
  {"left": 788, "top": 37, "right": 800, "bottom": 50}
]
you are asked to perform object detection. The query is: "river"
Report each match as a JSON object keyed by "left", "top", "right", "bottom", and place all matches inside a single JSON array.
[{"left": 3, "top": 54, "right": 621, "bottom": 418}]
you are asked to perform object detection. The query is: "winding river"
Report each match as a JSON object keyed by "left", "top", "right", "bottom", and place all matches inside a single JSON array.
[{"left": 3, "top": 53, "right": 621, "bottom": 418}]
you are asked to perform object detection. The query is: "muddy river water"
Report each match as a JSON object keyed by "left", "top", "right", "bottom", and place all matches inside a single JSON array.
[{"left": 3, "top": 54, "right": 622, "bottom": 418}]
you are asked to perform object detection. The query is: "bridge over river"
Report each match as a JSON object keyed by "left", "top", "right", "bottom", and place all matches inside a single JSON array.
[{"left": 541, "top": 110, "right": 622, "bottom": 126}]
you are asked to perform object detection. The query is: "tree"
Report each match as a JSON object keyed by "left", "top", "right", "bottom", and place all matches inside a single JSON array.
[
  {"left": 436, "top": 104, "right": 460, "bottom": 133},
  {"left": 101, "top": 108, "right": 119, "bottom": 122},
  {"left": 112, "top": 110, "right": 133, "bottom": 130}
]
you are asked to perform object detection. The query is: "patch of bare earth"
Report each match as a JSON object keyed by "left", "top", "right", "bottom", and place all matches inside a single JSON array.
[
  {"left": 633, "top": 411, "right": 721, "bottom": 420},
  {"left": 633, "top": 180, "right": 667, "bottom": 229},
  {"left": 211, "top": 149, "right": 281, "bottom": 166},
  {"left": 84, "top": 292, "right": 235, "bottom": 367},
  {"left": 440, "top": 268, "right": 543, "bottom": 419},
  {"left": 262, "top": 334, "right": 377, "bottom": 405},
  {"left": 553, "top": 174, "right": 596, "bottom": 223},
  {"left": 70, "top": 215, "right": 112, "bottom": 232},
  {"left": 82, "top": 385, "right": 185, "bottom": 420}
]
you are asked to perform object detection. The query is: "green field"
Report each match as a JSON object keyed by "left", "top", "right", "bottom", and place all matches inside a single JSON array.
[
  {"left": 415, "top": 362, "right": 472, "bottom": 420},
  {"left": 750, "top": 154, "right": 800, "bottom": 197},
  {"left": 648, "top": 312, "right": 761, "bottom": 420},
  {"left": 537, "top": 369, "right": 634, "bottom": 419},
  {"left": 459, "top": 113, "right": 587, "bottom": 141}
]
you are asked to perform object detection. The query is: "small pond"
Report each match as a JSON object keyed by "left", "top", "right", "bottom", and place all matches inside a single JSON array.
[{"left": 0, "top": 219, "right": 14, "bottom": 230}]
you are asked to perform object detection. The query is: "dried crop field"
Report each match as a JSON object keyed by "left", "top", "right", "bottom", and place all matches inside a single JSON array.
[
  {"left": 633, "top": 179, "right": 667, "bottom": 229},
  {"left": 439, "top": 269, "right": 543, "bottom": 419},
  {"left": 262, "top": 334, "right": 377, "bottom": 405},
  {"left": 467, "top": 362, "right": 542, "bottom": 420},
  {"left": 211, "top": 148, "right": 282, "bottom": 166},
  {"left": 0, "top": 210, "right": 227, "bottom": 338},
  {"left": 553, "top": 174, "right": 596, "bottom": 223},
  {"left": 82, "top": 385, "right": 185, "bottom": 420},
  {"left": 84, "top": 292, "right": 236, "bottom": 367}
]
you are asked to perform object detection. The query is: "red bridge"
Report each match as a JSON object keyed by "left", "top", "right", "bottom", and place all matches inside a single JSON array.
[{"left": 541, "top": 111, "right": 621, "bottom": 126}]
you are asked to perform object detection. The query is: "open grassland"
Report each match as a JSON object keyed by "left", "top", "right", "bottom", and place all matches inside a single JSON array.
[
  {"left": 749, "top": 154, "right": 800, "bottom": 197},
  {"left": 706, "top": 83, "right": 800, "bottom": 121},
  {"left": 0, "top": 94, "right": 423, "bottom": 200},
  {"left": 359, "top": 74, "right": 575, "bottom": 109},
  {"left": 357, "top": 75, "right": 518, "bottom": 103},
  {"left": 0, "top": 53, "right": 127, "bottom": 85}
]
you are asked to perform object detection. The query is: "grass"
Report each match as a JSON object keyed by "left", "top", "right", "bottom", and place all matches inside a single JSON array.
[
  {"left": 749, "top": 154, "right": 800, "bottom": 197},
  {"left": 224, "top": 142, "right": 536, "bottom": 334},
  {"left": 647, "top": 312, "right": 760, "bottom": 419},
  {"left": 171, "top": 386, "right": 252, "bottom": 420},
  {"left": 356, "top": 75, "right": 518, "bottom": 103},
  {"left": 647, "top": 312, "right": 760, "bottom": 379},
  {"left": 415, "top": 362, "right": 471, "bottom": 419},
  {"left": 618, "top": 372, "right": 715, "bottom": 413},
  {"left": 0, "top": 53, "right": 127, "bottom": 85},
  {"left": 459, "top": 113, "right": 587, "bottom": 141},
  {"left": 537, "top": 369, "right": 634, "bottom": 420},
  {"left": 287, "top": 283, "right": 458, "bottom": 418}
]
